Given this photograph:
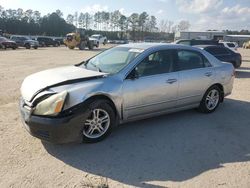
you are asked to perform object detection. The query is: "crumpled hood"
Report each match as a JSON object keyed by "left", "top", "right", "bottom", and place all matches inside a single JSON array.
[{"left": 21, "top": 66, "right": 106, "bottom": 102}]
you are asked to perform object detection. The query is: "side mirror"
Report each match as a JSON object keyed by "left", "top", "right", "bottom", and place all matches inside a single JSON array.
[{"left": 127, "top": 68, "right": 139, "bottom": 80}]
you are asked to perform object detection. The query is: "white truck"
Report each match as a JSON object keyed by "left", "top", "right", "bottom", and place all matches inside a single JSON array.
[{"left": 90, "top": 34, "right": 107, "bottom": 47}]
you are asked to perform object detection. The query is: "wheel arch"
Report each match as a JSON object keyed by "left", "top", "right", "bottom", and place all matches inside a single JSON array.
[
  {"left": 83, "top": 94, "right": 120, "bottom": 122},
  {"left": 208, "top": 83, "right": 224, "bottom": 102}
]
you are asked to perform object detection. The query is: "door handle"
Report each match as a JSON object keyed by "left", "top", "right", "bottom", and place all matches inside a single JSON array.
[
  {"left": 205, "top": 72, "right": 213, "bottom": 77},
  {"left": 166, "top": 79, "right": 177, "bottom": 84}
]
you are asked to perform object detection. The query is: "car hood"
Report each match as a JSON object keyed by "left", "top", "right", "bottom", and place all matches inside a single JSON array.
[
  {"left": 21, "top": 66, "right": 107, "bottom": 102},
  {"left": 89, "top": 37, "right": 98, "bottom": 41}
]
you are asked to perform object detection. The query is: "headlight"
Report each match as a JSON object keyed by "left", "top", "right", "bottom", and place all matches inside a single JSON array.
[{"left": 33, "top": 91, "right": 67, "bottom": 116}]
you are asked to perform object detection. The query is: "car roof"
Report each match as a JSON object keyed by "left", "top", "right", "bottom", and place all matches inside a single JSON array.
[{"left": 119, "top": 43, "right": 189, "bottom": 50}]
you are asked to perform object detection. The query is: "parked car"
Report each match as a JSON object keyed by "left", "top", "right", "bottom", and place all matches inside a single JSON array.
[
  {"left": 195, "top": 45, "right": 242, "bottom": 68},
  {"left": 90, "top": 34, "right": 107, "bottom": 46},
  {"left": 20, "top": 43, "right": 235, "bottom": 143},
  {"left": 36, "top": 37, "right": 59, "bottom": 47},
  {"left": 54, "top": 37, "right": 65, "bottom": 45},
  {"left": 0, "top": 37, "right": 17, "bottom": 50},
  {"left": 175, "top": 39, "right": 219, "bottom": 46},
  {"left": 219, "top": 41, "right": 238, "bottom": 51},
  {"left": 10, "top": 35, "right": 39, "bottom": 49}
]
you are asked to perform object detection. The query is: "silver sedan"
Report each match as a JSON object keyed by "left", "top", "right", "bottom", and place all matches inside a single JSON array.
[{"left": 20, "top": 43, "right": 235, "bottom": 143}]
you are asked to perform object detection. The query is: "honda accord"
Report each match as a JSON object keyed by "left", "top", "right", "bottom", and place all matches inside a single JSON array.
[{"left": 20, "top": 43, "right": 235, "bottom": 143}]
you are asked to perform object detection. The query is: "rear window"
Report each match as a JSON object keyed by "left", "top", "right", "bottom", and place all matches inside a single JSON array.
[
  {"left": 192, "top": 40, "right": 218, "bottom": 45},
  {"left": 178, "top": 40, "right": 191, "bottom": 45},
  {"left": 206, "top": 47, "right": 231, "bottom": 55}
]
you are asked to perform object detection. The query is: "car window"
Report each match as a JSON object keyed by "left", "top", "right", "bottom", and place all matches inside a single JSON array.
[
  {"left": 206, "top": 47, "right": 230, "bottom": 55},
  {"left": 227, "top": 43, "right": 235, "bottom": 47},
  {"left": 177, "top": 50, "right": 206, "bottom": 71},
  {"left": 178, "top": 41, "right": 191, "bottom": 45},
  {"left": 85, "top": 47, "right": 142, "bottom": 74},
  {"left": 136, "top": 50, "right": 175, "bottom": 77},
  {"left": 192, "top": 40, "right": 218, "bottom": 45}
]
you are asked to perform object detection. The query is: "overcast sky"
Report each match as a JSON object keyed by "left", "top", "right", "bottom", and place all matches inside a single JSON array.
[{"left": 1, "top": 0, "right": 250, "bottom": 31}]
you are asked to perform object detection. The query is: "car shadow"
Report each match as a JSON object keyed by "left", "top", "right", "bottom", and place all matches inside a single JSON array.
[
  {"left": 43, "top": 98, "right": 250, "bottom": 187},
  {"left": 236, "top": 70, "right": 250, "bottom": 78},
  {"left": 237, "top": 66, "right": 250, "bottom": 71}
]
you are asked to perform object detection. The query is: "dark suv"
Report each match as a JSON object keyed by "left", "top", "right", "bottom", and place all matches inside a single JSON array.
[
  {"left": 175, "top": 39, "right": 219, "bottom": 46},
  {"left": 36, "top": 37, "right": 59, "bottom": 47},
  {"left": 10, "top": 36, "right": 39, "bottom": 49}
]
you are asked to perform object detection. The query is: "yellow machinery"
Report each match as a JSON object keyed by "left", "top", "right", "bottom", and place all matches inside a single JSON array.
[
  {"left": 243, "top": 41, "right": 250, "bottom": 49},
  {"left": 64, "top": 29, "right": 94, "bottom": 50}
]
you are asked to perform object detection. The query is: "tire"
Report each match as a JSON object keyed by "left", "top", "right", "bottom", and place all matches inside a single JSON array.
[
  {"left": 96, "top": 42, "right": 99, "bottom": 48},
  {"left": 68, "top": 46, "right": 75, "bottom": 50},
  {"left": 198, "top": 85, "right": 222, "bottom": 113},
  {"left": 25, "top": 44, "right": 31, "bottom": 49},
  {"left": 12, "top": 46, "right": 17, "bottom": 50},
  {"left": 103, "top": 39, "right": 107, "bottom": 45},
  {"left": 88, "top": 42, "right": 94, "bottom": 50},
  {"left": 81, "top": 100, "right": 116, "bottom": 143},
  {"left": 33, "top": 46, "right": 38, "bottom": 49},
  {"left": 79, "top": 41, "right": 86, "bottom": 50}
]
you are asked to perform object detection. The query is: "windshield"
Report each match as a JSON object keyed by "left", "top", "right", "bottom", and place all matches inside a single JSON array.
[
  {"left": 91, "top": 35, "right": 99, "bottom": 39},
  {"left": 83, "top": 47, "right": 143, "bottom": 74}
]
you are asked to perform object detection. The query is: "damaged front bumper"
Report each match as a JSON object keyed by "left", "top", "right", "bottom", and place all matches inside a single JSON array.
[{"left": 19, "top": 99, "right": 86, "bottom": 144}]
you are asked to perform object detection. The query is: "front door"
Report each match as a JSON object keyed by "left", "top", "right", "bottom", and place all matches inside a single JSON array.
[{"left": 122, "top": 50, "right": 179, "bottom": 119}]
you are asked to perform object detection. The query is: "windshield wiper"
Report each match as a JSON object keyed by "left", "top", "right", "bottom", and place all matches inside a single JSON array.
[{"left": 89, "top": 62, "right": 103, "bottom": 72}]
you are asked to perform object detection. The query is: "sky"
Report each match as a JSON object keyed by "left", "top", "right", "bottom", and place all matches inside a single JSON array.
[{"left": 1, "top": 0, "right": 250, "bottom": 31}]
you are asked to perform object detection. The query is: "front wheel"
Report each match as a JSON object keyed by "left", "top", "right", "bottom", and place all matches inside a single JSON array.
[
  {"left": 198, "top": 86, "right": 222, "bottom": 113},
  {"left": 81, "top": 100, "right": 115, "bottom": 143}
]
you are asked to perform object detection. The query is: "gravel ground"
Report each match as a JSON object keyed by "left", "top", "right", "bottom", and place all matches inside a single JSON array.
[{"left": 0, "top": 46, "right": 250, "bottom": 188}]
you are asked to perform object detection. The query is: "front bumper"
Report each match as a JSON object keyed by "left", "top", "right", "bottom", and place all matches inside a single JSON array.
[{"left": 19, "top": 100, "right": 86, "bottom": 144}]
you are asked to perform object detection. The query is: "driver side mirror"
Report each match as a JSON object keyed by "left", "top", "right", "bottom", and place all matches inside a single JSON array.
[{"left": 127, "top": 68, "right": 139, "bottom": 80}]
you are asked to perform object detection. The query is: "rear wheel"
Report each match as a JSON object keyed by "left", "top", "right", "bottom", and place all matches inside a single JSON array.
[
  {"left": 81, "top": 100, "right": 115, "bottom": 143},
  {"left": 198, "top": 86, "right": 222, "bottom": 113},
  {"left": 68, "top": 46, "right": 75, "bottom": 50}
]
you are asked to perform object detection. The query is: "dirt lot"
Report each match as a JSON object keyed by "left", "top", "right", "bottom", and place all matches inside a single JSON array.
[{"left": 0, "top": 46, "right": 250, "bottom": 188}]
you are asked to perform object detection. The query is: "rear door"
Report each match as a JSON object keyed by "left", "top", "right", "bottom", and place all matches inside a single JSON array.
[{"left": 176, "top": 49, "right": 215, "bottom": 107}]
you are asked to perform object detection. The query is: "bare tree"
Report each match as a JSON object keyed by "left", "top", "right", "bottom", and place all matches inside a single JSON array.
[
  {"left": 159, "top": 20, "right": 174, "bottom": 33},
  {"left": 177, "top": 20, "right": 190, "bottom": 31}
]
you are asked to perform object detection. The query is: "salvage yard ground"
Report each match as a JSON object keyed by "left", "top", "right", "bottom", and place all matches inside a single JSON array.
[{"left": 0, "top": 46, "right": 250, "bottom": 188}]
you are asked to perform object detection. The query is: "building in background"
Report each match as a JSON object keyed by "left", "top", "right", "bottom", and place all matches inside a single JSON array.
[{"left": 175, "top": 31, "right": 225, "bottom": 41}]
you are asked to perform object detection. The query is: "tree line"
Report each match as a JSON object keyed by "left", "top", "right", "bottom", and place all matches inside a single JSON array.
[{"left": 0, "top": 5, "right": 192, "bottom": 40}]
